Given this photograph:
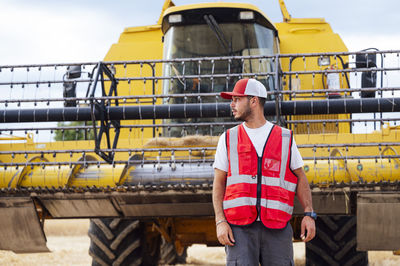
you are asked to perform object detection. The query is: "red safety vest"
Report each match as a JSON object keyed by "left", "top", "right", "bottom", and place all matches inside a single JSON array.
[{"left": 223, "top": 124, "right": 298, "bottom": 229}]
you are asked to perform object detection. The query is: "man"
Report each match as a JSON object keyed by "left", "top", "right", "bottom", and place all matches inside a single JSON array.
[{"left": 212, "top": 78, "right": 316, "bottom": 265}]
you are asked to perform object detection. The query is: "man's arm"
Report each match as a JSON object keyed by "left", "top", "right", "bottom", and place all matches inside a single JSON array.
[
  {"left": 293, "top": 167, "right": 316, "bottom": 242},
  {"left": 212, "top": 168, "right": 235, "bottom": 246}
]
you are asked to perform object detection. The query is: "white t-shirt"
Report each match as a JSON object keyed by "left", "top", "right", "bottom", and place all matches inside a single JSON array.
[{"left": 213, "top": 121, "right": 304, "bottom": 172}]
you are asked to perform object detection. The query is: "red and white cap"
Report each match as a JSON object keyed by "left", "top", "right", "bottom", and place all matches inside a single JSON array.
[{"left": 220, "top": 78, "right": 267, "bottom": 99}]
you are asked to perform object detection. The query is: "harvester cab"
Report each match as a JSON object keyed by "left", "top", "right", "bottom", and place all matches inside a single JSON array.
[
  {"left": 160, "top": 2, "right": 279, "bottom": 135},
  {"left": 161, "top": 3, "right": 277, "bottom": 92}
]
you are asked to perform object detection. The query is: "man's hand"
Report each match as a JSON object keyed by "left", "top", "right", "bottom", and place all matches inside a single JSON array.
[
  {"left": 216, "top": 222, "right": 235, "bottom": 246},
  {"left": 293, "top": 167, "right": 316, "bottom": 242},
  {"left": 301, "top": 216, "right": 316, "bottom": 242}
]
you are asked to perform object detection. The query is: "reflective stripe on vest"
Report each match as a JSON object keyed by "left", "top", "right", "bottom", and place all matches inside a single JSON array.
[
  {"left": 223, "top": 124, "right": 297, "bottom": 224},
  {"left": 223, "top": 197, "right": 294, "bottom": 215},
  {"left": 228, "top": 124, "right": 239, "bottom": 176},
  {"left": 226, "top": 174, "right": 297, "bottom": 192}
]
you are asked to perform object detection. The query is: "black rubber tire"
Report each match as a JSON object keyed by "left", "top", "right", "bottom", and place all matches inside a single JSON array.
[
  {"left": 159, "top": 237, "right": 187, "bottom": 265},
  {"left": 89, "top": 218, "right": 160, "bottom": 266},
  {"left": 306, "top": 215, "right": 368, "bottom": 266}
]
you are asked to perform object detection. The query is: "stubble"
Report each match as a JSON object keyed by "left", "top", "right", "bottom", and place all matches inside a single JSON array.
[{"left": 234, "top": 101, "right": 252, "bottom": 121}]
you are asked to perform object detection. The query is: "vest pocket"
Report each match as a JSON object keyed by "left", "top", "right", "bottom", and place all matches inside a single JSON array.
[
  {"left": 263, "top": 158, "right": 280, "bottom": 177},
  {"left": 264, "top": 186, "right": 290, "bottom": 202},
  {"left": 224, "top": 200, "right": 257, "bottom": 223},
  {"left": 237, "top": 145, "right": 254, "bottom": 173},
  {"left": 224, "top": 182, "right": 253, "bottom": 201},
  {"left": 237, "top": 143, "right": 251, "bottom": 153},
  {"left": 261, "top": 187, "right": 292, "bottom": 223}
]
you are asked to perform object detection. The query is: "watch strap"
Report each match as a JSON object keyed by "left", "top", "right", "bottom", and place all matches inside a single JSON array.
[{"left": 304, "top": 211, "right": 317, "bottom": 220}]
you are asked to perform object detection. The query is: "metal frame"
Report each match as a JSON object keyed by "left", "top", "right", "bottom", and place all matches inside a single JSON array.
[
  {"left": 1, "top": 50, "right": 400, "bottom": 167},
  {"left": 88, "top": 62, "right": 121, "bottom": 163}
]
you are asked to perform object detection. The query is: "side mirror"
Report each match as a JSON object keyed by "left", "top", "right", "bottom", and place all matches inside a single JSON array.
[
  {"left": 67, "top": 65, "right": 82, "bottom": 79},
  {"left": 63, "top": 65, "right": 81, "bottom": 107},
  {"left": 356, "top": 53, "right": 377, "bottom": 98},
  {"left": 63, "top": 82, "right": 77, "bottom": 107}
]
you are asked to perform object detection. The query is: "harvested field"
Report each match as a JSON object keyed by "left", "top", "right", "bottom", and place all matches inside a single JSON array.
[{"left": 0, "top": 219, "right": 399, "bottom": 265}]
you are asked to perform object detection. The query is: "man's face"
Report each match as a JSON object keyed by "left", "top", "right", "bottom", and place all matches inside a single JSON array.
[{"left": 230, "top": 96, "right": 252, "bottom": 121}]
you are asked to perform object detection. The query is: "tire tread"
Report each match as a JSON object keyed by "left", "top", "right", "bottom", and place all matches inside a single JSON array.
[
  {"left": 89, "top": 218, "right": 154, "bottom": 266},
  {"left": 306, "top": 215, "right": 368, "bottom": 266}
]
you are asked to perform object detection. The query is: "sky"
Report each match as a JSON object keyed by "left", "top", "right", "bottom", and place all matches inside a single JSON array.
[
  {"left": 1, "top": 0, "right": 400, "bottom": 65},
  {"left": 0, "top": 0, "right": 399, "bottom": 138}
]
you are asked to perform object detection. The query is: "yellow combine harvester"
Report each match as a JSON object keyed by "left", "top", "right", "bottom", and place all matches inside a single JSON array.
[{"left": 0, "top": 0, "right": 399, "bottom": 265}]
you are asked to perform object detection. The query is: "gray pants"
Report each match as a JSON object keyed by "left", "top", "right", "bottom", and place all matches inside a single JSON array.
[{"left": 226, "top": 222, "right": 294, "bottom": 266}]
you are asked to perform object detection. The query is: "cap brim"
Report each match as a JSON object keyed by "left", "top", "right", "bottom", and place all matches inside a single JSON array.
[{"left": 220, "top": 91, "right": 247, "bottom": 99}]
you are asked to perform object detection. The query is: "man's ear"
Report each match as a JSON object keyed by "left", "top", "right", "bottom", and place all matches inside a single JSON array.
[{"left": 251, "top": 97, "right": 258, "bottom": 106}]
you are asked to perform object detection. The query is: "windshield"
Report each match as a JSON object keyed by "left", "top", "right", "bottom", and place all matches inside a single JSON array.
[{"left": 163, "top": 22, "right": 277, "bottom": 136}]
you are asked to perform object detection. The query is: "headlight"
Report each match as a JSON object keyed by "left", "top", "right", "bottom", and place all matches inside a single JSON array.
[
  {"left": 239, "top": 11, "right": 254, "bottom": 20},
  {"left": 169, "top": 14, "right": 182, "bottom": 23}
]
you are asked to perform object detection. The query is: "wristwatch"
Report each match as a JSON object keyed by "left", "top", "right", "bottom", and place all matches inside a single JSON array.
[{"left": 304, "top": 211, "right": 317, "bottom": 220}]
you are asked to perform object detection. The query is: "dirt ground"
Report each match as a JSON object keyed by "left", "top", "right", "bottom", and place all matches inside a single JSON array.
[{"left": 0, "top": 219, "right": 399, "bottom": 266}]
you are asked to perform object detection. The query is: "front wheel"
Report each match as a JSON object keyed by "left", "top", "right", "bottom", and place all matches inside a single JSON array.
[
  {"left": 306, "top": 215, "right": 368, "bottom": 266},
  {"left": 88, "top": 218, "right": 160, "bottom": 266}
]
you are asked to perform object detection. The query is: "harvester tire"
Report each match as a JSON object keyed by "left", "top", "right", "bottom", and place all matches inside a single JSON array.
[
  {"left": 306, "top": 215, "right": 368, "bottom": 266},
  {"left": 159, "top": 237, "right": 187, "bottom": 264},
  {"left": 89, "top": 218, "right": 160, "bottom": 266}
]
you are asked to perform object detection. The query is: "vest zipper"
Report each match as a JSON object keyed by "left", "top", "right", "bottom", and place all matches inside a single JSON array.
[
  {"left": 255, "top": 125, "right": 274, "bottom": 220},
  {"left": 256, "top": 156, "right": 262, "bottom": 218}
]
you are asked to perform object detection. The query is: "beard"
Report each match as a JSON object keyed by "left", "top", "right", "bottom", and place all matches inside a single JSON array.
[{"left": 234, "top": 103, "right": 252, "bottom": 121}]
